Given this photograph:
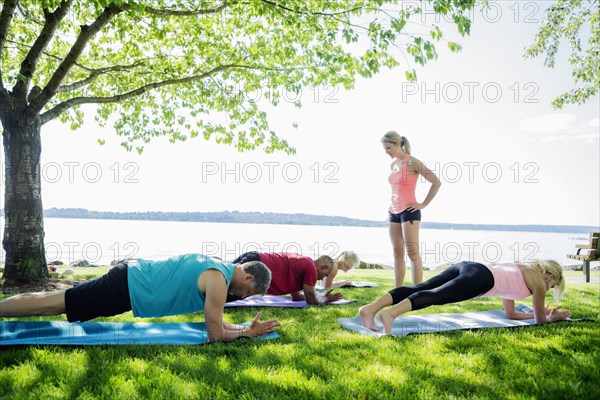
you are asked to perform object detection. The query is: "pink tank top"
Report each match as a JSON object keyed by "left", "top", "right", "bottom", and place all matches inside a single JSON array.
[
  {"left": 388, "top": 156, "right": 418, "bottom": 214},
  {"left": 480, "top": 263, "right": 531, "bottom": 300}
]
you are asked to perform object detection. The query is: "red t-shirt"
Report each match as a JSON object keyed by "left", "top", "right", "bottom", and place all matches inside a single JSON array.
[{"left": 258, "top": 253, "right": 318, "bottom": 295}]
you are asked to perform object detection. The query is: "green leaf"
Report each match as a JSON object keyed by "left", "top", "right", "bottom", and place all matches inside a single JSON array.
[{"left": 448, "top": 42, "right": 463, "bottom": 53}]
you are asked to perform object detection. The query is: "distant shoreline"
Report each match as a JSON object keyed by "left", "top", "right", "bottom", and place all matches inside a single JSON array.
[{"left": 1, "top": 207, "right": 595, "bottom": 234}]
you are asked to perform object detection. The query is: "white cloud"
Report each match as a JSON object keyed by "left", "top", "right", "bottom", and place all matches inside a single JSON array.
[
  {"left": 519, "top": 114, "right": 599, "bottom": 143},
  {"left": 518, "top": 113, "right": 576, "bottom": 133},
  {"left": 573, "top": 133, "right": 600, "bottom": 143},
  {"left": 541, "top": 136, "right": 568, "bottom": 143}
]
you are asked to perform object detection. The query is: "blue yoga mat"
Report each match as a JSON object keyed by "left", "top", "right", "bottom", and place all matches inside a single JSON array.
[
  {"left": 338, "top": 304, "right": 589, "bottom": 337},
  {"left": 0, "top": 321, "right": 278, "bottom": 346}
]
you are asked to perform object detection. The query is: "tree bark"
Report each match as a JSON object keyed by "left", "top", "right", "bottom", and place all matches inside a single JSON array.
[{"left": 2, "top": 113, "right": 47, "bottom": 284}]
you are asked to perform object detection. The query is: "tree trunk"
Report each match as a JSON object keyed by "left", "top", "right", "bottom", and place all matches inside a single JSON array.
[{"left": 2, "top": 115, "right": 47, "bottom": 284}]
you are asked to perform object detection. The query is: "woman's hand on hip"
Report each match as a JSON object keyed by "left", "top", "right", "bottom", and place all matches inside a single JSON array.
[{"left": 407, "top": 202, "right": 425, "bottom": 212}]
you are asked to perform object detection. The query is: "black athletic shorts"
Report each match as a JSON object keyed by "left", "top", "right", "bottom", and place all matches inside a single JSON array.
[
  {"left": 65, "top": 261, "right": 132, "bottom": 322},
  {"left": 388, "top": 209, "right": 422, "bottom": 224}
]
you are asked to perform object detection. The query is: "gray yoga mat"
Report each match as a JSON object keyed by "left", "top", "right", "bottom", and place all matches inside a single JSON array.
[{"left": 338, "top": 304, "right": 589, "bottom": 337}]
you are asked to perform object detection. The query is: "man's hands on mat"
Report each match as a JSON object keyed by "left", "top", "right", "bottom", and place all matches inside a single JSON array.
[
  {"left": 248, "top": 312, "right": 280, "bottom": 336},
  {"left": 304, "top": 285, "right": 342, "bottom": 305},
  {"left": 324, "top": 289, "right": 343, "bottom": 303}
]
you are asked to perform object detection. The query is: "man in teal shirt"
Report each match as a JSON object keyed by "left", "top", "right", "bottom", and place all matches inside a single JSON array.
[{"left": 0, "top": 254, "right": 280, "bottom": 342}]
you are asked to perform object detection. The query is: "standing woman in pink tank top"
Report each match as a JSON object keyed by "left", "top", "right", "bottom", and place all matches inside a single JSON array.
[{"left": 381, "top": 131, "right": 441, "bottom": 287}]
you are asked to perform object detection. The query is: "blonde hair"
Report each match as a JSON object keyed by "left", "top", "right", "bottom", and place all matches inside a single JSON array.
[
  {"left": 381, "top": 131, "right": 411, "bottom": 155},
  {"left": 336, "top": 250, "right": 360, "bottom": 270},
  {"left": 530, "top": 259, "right": 566, "bottom": 301}
]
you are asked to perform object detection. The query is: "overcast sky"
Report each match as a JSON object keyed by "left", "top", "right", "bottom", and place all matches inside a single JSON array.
[{"left": 5, "top": 1, "right": 598, "bottom": 227}]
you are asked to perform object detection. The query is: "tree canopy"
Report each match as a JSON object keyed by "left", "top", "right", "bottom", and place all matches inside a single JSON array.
[
  {"left": 526, "top": 0, "right": 599, "bottom": 109},
  {"left": 0, "top": 0, "right": 474, "bottom": 154}
]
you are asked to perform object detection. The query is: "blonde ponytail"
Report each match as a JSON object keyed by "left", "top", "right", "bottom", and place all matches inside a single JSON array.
[
  {"left": 530, "top": 260, "right": 566, "bottom": 300},
  {"left": 381, "top": 131, "right": 411, "bottom": 155},
  {"left": 399, "top": 136, "right": 411, "bottom": 155}
]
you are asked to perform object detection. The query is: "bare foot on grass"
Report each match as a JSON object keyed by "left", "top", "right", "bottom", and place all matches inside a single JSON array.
[{"left": 359, "top": 305, "right": 379, "bottom": 332}]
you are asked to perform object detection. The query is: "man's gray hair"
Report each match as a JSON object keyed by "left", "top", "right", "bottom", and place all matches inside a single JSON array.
[{"left": 242, "top": 261, "right": 272, "bottom": 293}]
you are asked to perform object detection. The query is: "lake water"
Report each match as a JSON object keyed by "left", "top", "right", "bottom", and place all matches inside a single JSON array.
[{"left": 6, "top": 218, "right": 588, "bottom": 269}]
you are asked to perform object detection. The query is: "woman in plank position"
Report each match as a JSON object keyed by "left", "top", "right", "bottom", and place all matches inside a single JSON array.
[
  {"left": 321, "top": 250, "right": 361, "bottom": 289},
  {"left": 359, "top": 260, "right": 571, "bottom": 334}
]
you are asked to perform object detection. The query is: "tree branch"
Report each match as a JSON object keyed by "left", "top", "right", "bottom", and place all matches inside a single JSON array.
[
  {"left": 15, "top": 1, "right": 44, "bottom": 26},
  {"left": 7, "top": 38, "right": 145, "bottom": 76},
  {"left": 25, "top": 1, "right": 236, "bottom": 120},
  {"left": 260, "top": 0, "right": 370, "bottom": 33},
  {"left": 259, "top": 0, "right": 364, "bottom": 17},
  {"left": 39, "top": 63, "right": 247, "bottom": 125},
  {"left": 26, "top": 3, "right": 122, "bottom": 121},
  {"left": 0, "top": 0, "right": 20, "bottom": 89},
  {"left": 57, "top": 59, "right": 152, "bottom": 93},
  {"left": 12, "top": 0, "right": 73, "bottom": 101},
  {"left": 132, "top": 1, "right": 231, "bottom": 16}
]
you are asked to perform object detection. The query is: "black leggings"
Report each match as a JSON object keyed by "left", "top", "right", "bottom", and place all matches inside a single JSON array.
[{"left": 389, "top": 261, "right": 494, "bottom": 311}]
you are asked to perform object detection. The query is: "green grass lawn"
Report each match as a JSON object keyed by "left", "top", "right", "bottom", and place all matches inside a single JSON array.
[{"left": 1, "top": 269, "right": 598, "bottom": 400}]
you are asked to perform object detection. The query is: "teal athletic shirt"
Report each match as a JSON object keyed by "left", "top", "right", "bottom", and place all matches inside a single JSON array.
[{"left": 127, "top": 254, "right": 235, "bottom": 318}]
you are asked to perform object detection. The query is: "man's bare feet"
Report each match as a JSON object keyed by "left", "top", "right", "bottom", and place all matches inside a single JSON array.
[
  {"left": 359, "top": 305, "right": 379, "bottom": 332},
  {"left": 379, "top": 309, "right": 395, "bottom": 335}
]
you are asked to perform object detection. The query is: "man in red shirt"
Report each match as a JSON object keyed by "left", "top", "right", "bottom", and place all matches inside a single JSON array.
[{"left": 229, "top": 252, "right": 343, "bottom": 305}]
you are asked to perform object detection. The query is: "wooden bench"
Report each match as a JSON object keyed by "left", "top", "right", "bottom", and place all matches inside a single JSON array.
[{"left": 567, "top": 231, "right": 599, "bottom": 283}]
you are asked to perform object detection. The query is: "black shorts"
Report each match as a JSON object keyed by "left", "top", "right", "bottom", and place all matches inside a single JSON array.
[
  {"left": 65, "top": 261, "right": 132, "bottom": 322},
  {"left": 388, "top": 209, "right": 422, "bottom": 224}
]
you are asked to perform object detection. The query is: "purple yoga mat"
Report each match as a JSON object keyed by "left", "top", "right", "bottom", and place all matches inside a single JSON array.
[{"left": 225, "top": 295, "right": 355, "bottom": 308}]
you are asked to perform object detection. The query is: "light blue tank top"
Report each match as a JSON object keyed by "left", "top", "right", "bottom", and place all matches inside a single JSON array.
[{"left": 127, "top": 254, "right": 235, "bottom": 318}]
